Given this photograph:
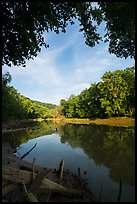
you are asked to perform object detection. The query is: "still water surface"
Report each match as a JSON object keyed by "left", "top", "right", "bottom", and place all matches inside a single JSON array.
[{"left": 2, "top": 121, "right": 135, "bottom": 202}]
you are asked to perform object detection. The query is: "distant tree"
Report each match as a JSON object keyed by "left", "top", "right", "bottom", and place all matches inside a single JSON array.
[
  {"left": 97, "top": 70, "right": 128, "bottom": 117},
  {"left": 2, "top": 72, "right": 57, "bottom": 121},
  {"left": 122, "top": 67, "right": 135, "bottom": 116},
  {"left": 60, "top": 99, "right": 69, "bottom": 117},
  {"left": 97, "top": 67, "right": 135, "bottom": 117},
  {"left": 86, "top": 83, "right": 105, "bottom": 118},
  {"left": 2, "top": 2, "right": 135, "bottom": 67}
]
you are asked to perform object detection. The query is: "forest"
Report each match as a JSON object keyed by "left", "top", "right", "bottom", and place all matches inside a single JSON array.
[
  {"left": 2, "top": 2, "right": 135, "bottom": 122},
  {"left": 2, "top": 66, "right": 135, "bottom": 122},
  {"left": 2, "top": 72, "right": 57, "bottom": 121},
  {"left": 60, "top": 66, "right": 135, "bottom": 119}
]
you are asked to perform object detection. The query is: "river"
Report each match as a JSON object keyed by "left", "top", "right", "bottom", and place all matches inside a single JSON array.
[{"left": 2, "top": 120, "right": 135, "bottom": 202}]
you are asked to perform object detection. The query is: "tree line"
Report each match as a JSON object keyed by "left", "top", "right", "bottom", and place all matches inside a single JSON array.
[
  {"left": 2, "top": 72, "right": 57, "bottom": 122},
  {"left": 2, "top": 66, "right": 135, "bottom": 122},
  {"left": 60, "top": 67, "right": 135, "bottom": 119}
]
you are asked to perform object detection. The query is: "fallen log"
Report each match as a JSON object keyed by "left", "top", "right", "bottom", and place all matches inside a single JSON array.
[
  {"left": 2, "top": 165, "right": 82, "bottom": 197},
  {"left": 57, "top": 159, "right": 64, "bottom": 184}
]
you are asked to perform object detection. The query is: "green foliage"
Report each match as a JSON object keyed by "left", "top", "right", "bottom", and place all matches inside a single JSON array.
[
  {"left": 2, "top": 66, "right": 135, "bottom": 121},
  {"left": 2, "top": 72, "right": 57, "bottom": 121},
  {"left": 99, "top": 2, "right": 135, "bottom": 59},
  {"left": 2, "top": 2, "right": 99, "bottom": 67},
  {"left": 60, "top": 67, "right": 135, "bottom": 119},
  {"left": 2, "top": 121, "right": 59, "bottom": 148},
  {"left": 98, "top": 67, "right": 135, "bottom": 117},
  {"left": 2, "top": 2, "right": 135, "bottom": 67},
  {"left": 98, "top": 70, "right": 127, "bottom": 116},
  {"left": 122, "top": 67, "right": 135, "bottom": 116}
]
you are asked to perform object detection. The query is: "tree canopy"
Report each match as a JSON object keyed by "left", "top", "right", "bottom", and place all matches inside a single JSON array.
[
  {"left": 60, "top": 67, "right": 135, "bottom": 119},
  {"left": 2, "top": 2, "right": 135, "bottom": 67}
]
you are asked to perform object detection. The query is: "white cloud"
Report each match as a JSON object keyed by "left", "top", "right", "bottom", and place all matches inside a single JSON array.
[{"left": 2, "top": 22, "right": 134, "bottom": 105}]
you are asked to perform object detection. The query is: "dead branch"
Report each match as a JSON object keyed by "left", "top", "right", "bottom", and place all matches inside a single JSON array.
[
  {"left": 117, "top": 179, "right": 122, "bottom": 202},
  {"left": 46, "top": 191, "right": 52, "bottom": 202},
  {"left": 2, "top": 165, "right": 82, "bottom": 197},
  {"left": 32, "top": 158, "right": 36, "bottom": 180},
  {"left": 99, "top": 184, "right": 102, "bottom": 202},
  {"left": 57, "top": 159, "right": 64, "bottom": 184},
  {"left": 28, "top": 170, "right": 47, "bottom": 194},
  {"left": 21, "top": 143, "right": 37, "bottom": 159},
  {"left": 23, "top": 182, "right": 38, "bottom": 202}
]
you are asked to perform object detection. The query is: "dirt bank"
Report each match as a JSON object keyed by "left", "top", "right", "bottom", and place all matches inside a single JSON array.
[{"left": 47, "top": 117, "right": 135, "bottom": 127}]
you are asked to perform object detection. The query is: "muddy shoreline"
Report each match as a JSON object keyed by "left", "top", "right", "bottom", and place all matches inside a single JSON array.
[{"left": 2, "top": 117, "right": 135, "bottom": 135}]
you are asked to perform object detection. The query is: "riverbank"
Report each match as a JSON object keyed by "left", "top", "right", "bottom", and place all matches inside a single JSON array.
[
  {"left": 2, "top": 117, "right": 135, "bottom": 133},
  {"left": 47, "top": 117, "right": 135, "bottom": 127}
]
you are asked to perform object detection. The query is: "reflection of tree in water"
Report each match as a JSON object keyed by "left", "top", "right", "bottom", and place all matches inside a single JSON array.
[
  {"left": 60, "top": 124, "right": 135, "bottom": 186},
  {"left": 3, "top": 121, "right": 135, "bottom": 186},
  {"left": 2, "top": 121, "right": 59, "bottom": 148},
  {"left": 103, "top": 127, "right": 135, "bottom": 185}
]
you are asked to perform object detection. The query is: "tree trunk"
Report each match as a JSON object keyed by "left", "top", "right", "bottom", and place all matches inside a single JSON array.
[{"left": 2, "top": 165, "right": 82, "bottom": 197}]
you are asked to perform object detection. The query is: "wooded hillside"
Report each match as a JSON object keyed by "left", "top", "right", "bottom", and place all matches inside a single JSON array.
[{"left": 2, "top": 72, "right": 57, "bottom": 121}]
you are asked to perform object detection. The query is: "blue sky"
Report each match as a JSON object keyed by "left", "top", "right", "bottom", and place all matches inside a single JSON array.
[{"left": 2, "top": 20, "right": 135, "bottom": 105}]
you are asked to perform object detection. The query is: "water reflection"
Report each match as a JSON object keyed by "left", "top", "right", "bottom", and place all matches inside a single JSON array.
[
  {"left": 2, "top": 121, "right": 135, "bottom": 201},
  {"left": 60, "top": 124, "right": 135, "bottom": 186},
  {"left": 2, "top": 121, "right": 58, "bottom": 148}
]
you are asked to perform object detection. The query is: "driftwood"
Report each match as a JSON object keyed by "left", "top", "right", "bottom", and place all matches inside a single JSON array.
[
  {"left": 21, "top": 143, "right": 37, "bottom": 159},
  {"left": 26, "top": 192, "right": 38, "bottom": 202},
  {"left": 117, "top": 179, "right": 122, "bottom": 202},
  {"left": 32, "top": 158, "right": 36, "bottom": 180},
  {"left": 23, "top": 182, "right": 38, "bottom": 202},
  {"left": 2, "top": 165, "right": 82, "bottom": 197},
  {"left": 28, "top": 170, "right": 48, "bottom": 194},
  {"left": 57, "top": 159, "right": 64, "bottom": 183}
]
